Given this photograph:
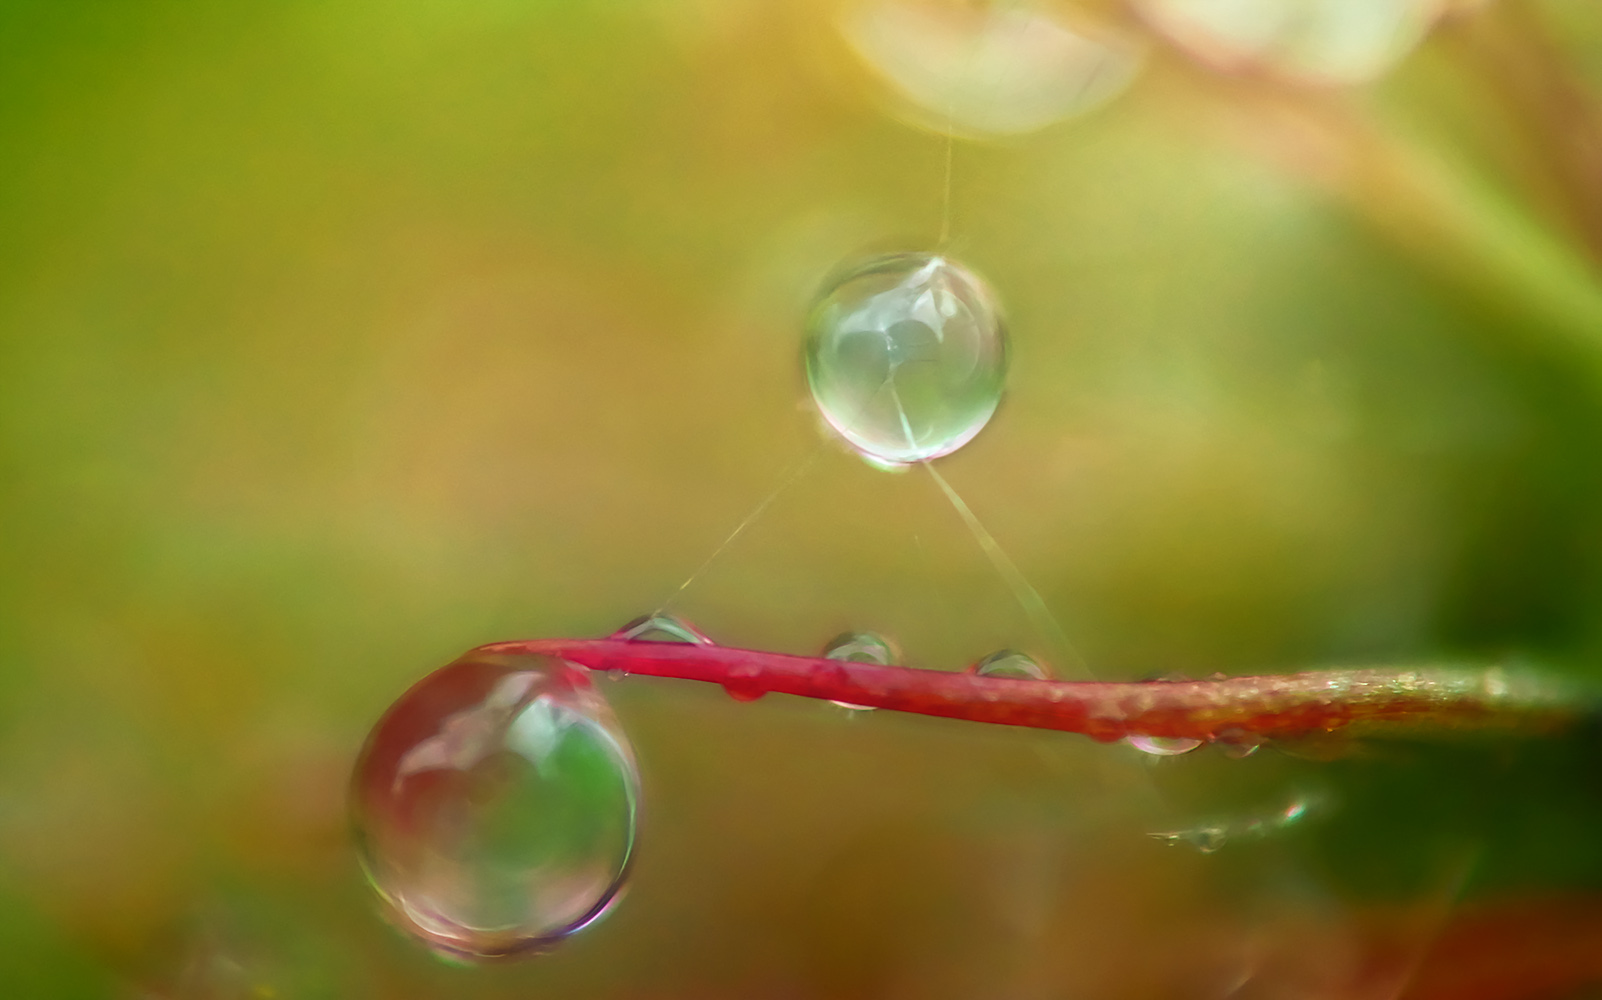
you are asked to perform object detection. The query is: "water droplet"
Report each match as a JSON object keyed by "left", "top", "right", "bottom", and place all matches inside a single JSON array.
[
  {"left": 1189, "top": 826, "right": 1227, "bottom": 853},
  {"left": 971, "top": 649, "right": 1049, "bottom": 680},
  {"left": 612, "top": 614, "right": 713, "bottom": 645},
  {"left": 822, "top": 631, "right": 898, "bottom": 711},
  {"left": 351, "top": 653, "right": 639, "bottom": 962},
  {"left": 1212, "top": 728, "right": 1262, "bottom": 759},
  {"left": 805, "top": 253, "right": 1007, "bottom": 467},
  {"left": 842, "top": 1, "right": 1142, "bottom": 137},
  {"left": 1132, "top": 0, "right": 1441, "bottom": 85},
  {"left": 1148, "top": 825, "right": 1227, "bottom": 853},
  {"left": 1127, "top": 735, "right": 1203, "bottom": 756},
  {"left": 722, "top": 663, "right": 766, "bottom": 703}
]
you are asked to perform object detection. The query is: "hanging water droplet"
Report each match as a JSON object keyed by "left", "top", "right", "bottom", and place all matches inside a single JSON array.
[
  {"left": 722, "top": 663, "right": 766, "bottom": 703},
  {"left": 1127, "top": 735, "right": 1203, "bottom": 756},
  {"left": 971, "top": 649, "right": 1049, "bottom": 680},
  {"left": 350, "top": 653, "right": 639, "bottom": 962},
  {"left": 611, "top": 614, "right": 713, "bottom": 645},
  {"left": 822, "top": 631, "right": 898, "bottom": 712},
  {"left": 842, "top": 0, "right": 1143, "bottom": 137},
  {"left": 1212, "top": 727, "right": 1262, "bottom": 759},
  {"left": 805, "top": 253, "right": 1007, "bottom": 467}
]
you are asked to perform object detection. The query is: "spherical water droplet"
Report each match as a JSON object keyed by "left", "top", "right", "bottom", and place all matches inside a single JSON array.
[
  {"left": 351, "top": 653, "right": 639, "bottom": 962},
  {"left": 971, "top": 649, "right": 1049, "bottom": 680},
  {"left": 1127, "top": 735, "right": 1204, "bottom": 756},
  {"left": 823, "top": 631, "right": 899, "bottom": 712},
  {"left": 612, "top": 613, "right": 713, "bottom": 645},
  {"left": 805, "top": 253, "right": 1007, "bottom": 467}
]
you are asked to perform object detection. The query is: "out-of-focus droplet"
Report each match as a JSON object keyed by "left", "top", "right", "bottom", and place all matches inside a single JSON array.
[
  {"left": 1133, "top": 0, "right": 1445, "bottom": 85},
  {"left": 1281, "top": 798, "right": 1310, "bottom": 825},
  {"left": 1212, "top": 727, "right": 1262, "bottom": 759},
  {"left": 823, "top": 631, "right": 899, "bottom": 711},
  {"left": 1127, "top": 735, "right": 1204, "bottom": 756},
  {"left": 1148, "top": 792, "right": 1321, "bottom": 853},
  {"left": 971, "top": 649, "right": 1049, "bottom": 680},
  {"left": 1150, "top": 825, "right": 1228, "bottom": 853},
  {"left": 805, "top": 253, "right": 1006, "bottom": 467},
  {"left": 841, "top": 0, "right": 1143, "bottom": 137},
  {"left": 351, "top": 653, "right": 639, "bottom": 962},
  {"left": 1189, "top": 826, "right": 1227, "bottom": 853},
  {"left": 612, "top": 613, "right": 714, "bottom": 645}
]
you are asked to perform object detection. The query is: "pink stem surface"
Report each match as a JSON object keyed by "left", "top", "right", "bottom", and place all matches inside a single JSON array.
[{"left": 478, "top": 638, "right": 1583, "bottom": 743}]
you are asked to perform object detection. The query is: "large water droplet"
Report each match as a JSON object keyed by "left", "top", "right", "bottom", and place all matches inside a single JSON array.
[
  {"left": 350, "top": 653, "right": 639, "bottom": 962},
  {"left": 971, "top": 649, "right": 1049, "bottom": 680},
  {"left": 1127, "top": 735, "right": 1203, "bottom": 756},
  {"left": 823, "top": 631, "right": 899, "bottom": 711},
  {"left": 805, "top": 253, "right": 1007, "bottom": 467}
]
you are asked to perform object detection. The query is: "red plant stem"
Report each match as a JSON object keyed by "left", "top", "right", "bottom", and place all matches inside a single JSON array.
[{"left": 477, "top": 638, "right": 1585, "bottom": 743}]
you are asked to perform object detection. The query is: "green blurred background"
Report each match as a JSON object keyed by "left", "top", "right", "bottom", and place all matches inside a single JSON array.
[{"left": 8, "top": 1, "right": 1602, "bottom": 996}]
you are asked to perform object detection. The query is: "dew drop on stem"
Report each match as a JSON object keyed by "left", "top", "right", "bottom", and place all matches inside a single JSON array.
[
  {"left": 822, "top": 630, "right": 899, "bottom": 712},
  {"left": 971, "top": 649, "right": 1050, "bottom": 680}
]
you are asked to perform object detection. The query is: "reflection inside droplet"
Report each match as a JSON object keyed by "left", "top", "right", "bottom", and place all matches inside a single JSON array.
[
  {"left": 823, "top": 631, "right": 899, "bottom": 711},
  {"left": 805, "top": 253, "right": 1007, "bottom": 467},
  {"left": 1127, "top": 735, "right": 1204, "bottom": 756},
  {"left": 841, "top": 0, "right": 1143, "bottom": 137},
  {"left": 971, "top": 649, "right": 1049, "bottom": 680},
  {"left": 1133, "top": 0, "right": 1444, "bottom": 85},
  {"left": 351, "top": 653, "right": 639, "bottom": 962}
]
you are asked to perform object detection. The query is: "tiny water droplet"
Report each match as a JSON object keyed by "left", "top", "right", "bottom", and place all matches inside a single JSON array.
[
  {"left": 971, "top": 650, "right": 1049, "bottom": 680},
  {"left": 722, "top": 664, "right": 766, "bottom": 703},
  {"left": 351, "top": 653, "right": 639, "bottom": 962},
  {"left": 1190, "top": 827, "right": 1227, "bottom": 853},
  {"left": 1212, "top": 728, "right": 1262, "bottom": 759},
  {"left": 805, "top": 253, "right": 1007, "bottom": 467},
  {"left": 1147, "top": 826, "right": 1228, "bottom": 853},
  {"left": 822, "top": 631, "right": 897, "bottom": 712},
  {"left": 612, "top": 614, "right": 713, "bottom": 645},
  {"left": 1127, "top": 735, "right": 1203, "bottom": 756}
]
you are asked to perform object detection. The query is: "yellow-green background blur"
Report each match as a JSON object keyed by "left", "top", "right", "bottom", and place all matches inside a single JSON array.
[{"left": 8, "top": 1, "right": 1602, "bottom": 997}]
